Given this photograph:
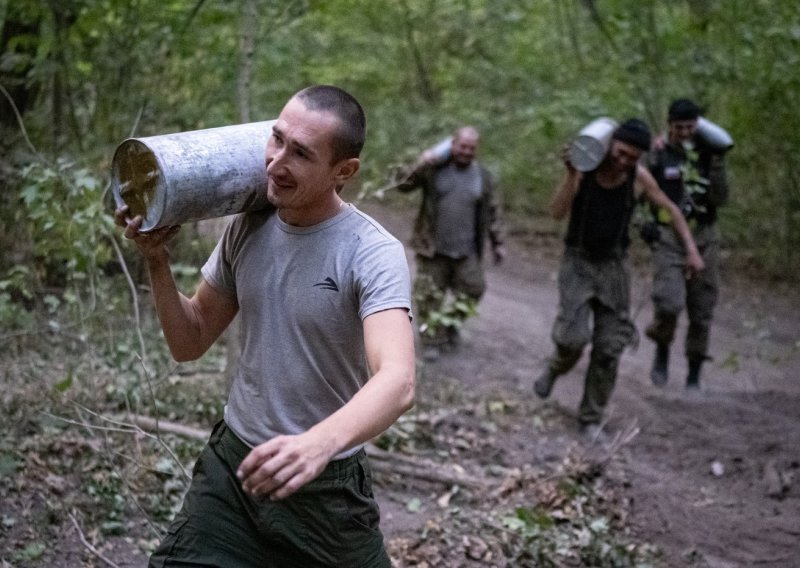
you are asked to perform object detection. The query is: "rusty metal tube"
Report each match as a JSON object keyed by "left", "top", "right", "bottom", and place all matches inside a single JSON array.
[{"left": 111, "top": 120, "right": 276, "bottom": 231}]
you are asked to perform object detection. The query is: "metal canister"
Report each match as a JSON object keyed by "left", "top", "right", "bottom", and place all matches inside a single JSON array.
[
  {"left": 569, "top": 117, "right": 618, "bottom": 172},
  {"left": 111, "top": 120, "right": 276, "bottom": 232},
  {"left": 696, "top": 117, "right": 734, "bottom": 153},
  {"left": 422, "top": 137, "right": 452, "bottom": 165}
]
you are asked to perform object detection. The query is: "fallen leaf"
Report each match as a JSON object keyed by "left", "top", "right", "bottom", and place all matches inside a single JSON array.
[{"left": 406, "top": 497, "right": 422, "bottom": 513}]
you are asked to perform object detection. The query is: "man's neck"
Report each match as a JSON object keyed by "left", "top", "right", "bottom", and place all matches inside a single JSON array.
[
  {"left": 278, "top": 197, "right": 345, "bottom": 227},
  {"left": 594, "top": 164, "right": 629, "bottom": 189}
]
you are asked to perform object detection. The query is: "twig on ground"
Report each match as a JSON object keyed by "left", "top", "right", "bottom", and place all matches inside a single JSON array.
[
  {"left": 47, "top": 405, "right": 192, "bottom": 480},
  {"left": 108, "top": 234, "right": 149, "bottom": 367},
  {"left": 370, "top": 459, "right": 487, "bottom": 490},
  {"left": 68, "top": 511, "right": 122, "bottom": 568},
  {"left": 123, "top": 413, "right": 209, "bottom": 441},
  {"left": 367, "top": 445, "right": 490, "bottom": 489}
]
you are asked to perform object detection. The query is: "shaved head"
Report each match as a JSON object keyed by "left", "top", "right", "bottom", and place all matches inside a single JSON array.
[
  {"left": 451, "top": 126, "right": 480, "bottom": 167},
  {"left": 454, "top": 126, "right": 479, "bottom": 143}
]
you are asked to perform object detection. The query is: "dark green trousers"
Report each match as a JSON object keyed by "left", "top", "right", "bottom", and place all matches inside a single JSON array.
[
  {"left": 546, "top": 249, "right": 636, "bottom": 425},
  {"left": 646, "top": 224, "right": 720, "bottom": 360},
  {"left": 149, "top": 421, "right": 390, "bottom": 568}
]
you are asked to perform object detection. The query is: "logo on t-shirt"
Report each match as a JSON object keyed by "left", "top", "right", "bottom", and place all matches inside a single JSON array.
[{"left": 313, "top": 277, "right": 339, "bottom": 292}]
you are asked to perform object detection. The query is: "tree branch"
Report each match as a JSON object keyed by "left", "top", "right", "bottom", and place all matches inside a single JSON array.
[{"left": 68, "top": 512, "right": 122, "bottom": 568}]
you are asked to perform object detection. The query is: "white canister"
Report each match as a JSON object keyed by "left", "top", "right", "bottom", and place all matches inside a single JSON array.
[
  {"left": 569, "top": 117, "right": 619, "bottom": 172},
  {"left": 696, "top": 117, "right": 734, "bottom": 153},
  {"left": 423, "top": 137, "right": 452, "bottom": 165},
  {"left": 111, "top": 120, "right": 276, "bottom": 232}
]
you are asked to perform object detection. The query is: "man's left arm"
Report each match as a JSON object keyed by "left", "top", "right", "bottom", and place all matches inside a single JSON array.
[
  {"left": 485, "top": 171, "right": 507, "bottom": 264},
  {"left": 706, "top": 153, "right": 729, "bottom": 207},
  {"left": 237, "top": 308, "right": 415, "bottom": 500},
  {"left": 636, "top": 165, "right": 705, "bottom": 277}
]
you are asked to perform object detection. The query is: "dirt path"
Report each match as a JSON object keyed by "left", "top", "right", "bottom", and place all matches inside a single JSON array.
[
  {"left": 6, "top": 198, "right": 795, "bottom": 567},
  {"left": 361, "top": 200, "right": 800, "bottom": 567}
]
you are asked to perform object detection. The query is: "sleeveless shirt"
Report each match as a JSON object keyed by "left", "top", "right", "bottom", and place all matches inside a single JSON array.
[{"left": 564, "top": 168, "right": 636, "bottom": 259}]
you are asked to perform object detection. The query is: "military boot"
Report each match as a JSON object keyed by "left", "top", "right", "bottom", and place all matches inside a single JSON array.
[
  {"left": 650, "top": 343, "right": 670, "bottom": 386},
  {"left": 686, "top": 357, "right": 703, "bottom": 389},
  {"left": 534, "top": 367, "right": 558, "bottom": 399}
]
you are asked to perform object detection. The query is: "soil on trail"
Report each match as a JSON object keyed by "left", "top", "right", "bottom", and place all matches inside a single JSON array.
[{"left": 361, "top": 200, "right": 800, "bottom": 568}]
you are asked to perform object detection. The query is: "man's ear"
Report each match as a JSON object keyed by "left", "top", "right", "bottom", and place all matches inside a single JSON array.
[{"left": 335, "top": 158, "right": 360, "bottom": 183}]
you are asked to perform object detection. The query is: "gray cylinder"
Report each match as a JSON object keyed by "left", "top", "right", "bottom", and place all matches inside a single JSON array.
[
  {"left": 569, "top": 117, "right": 618, "bottom": 172},
  {"left": 111, "top": 120, "right": 276, "bottom": 232},
  {"left": 696, "top": 117, "right": 734, "bottom": 153},
  {"left": 422, "top": 137, "right": 452, "bottom": 165}
]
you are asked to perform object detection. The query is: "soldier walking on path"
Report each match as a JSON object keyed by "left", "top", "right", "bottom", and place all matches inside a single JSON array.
[
  {"left": 645, "top": 98, "right": 731, "bottom": 390},
  {"left": 396, "top": 126, "right": 506, "bottom": 362},
  {"left": 116, "top": 85, "right": 415, "bottom": 567},
  {"left": 534, "top": 119, "right": 704, "bottom": 437}
]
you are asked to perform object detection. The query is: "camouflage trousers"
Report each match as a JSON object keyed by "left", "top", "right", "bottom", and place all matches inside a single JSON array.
[
  {"left": 645, "top": 223, "right": 720, "bottom": 361},
  {"left": 414, "top": 253, "right": 486, "bottom": 346},
  {"left": 545, "top": 248, "right": 637, "bottom": 425}
]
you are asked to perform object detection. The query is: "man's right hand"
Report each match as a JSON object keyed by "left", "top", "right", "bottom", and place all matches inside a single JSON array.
[
  {"left": 684, "top": 247, "right": 705, "bottom": 279},
  {"left": 237, "top": 430, "right": 335, "bottom": 501},
  {"left": 414, "top": 149, "right": 440, "bottom": 169},
  {"left": 114, "top": 205, "right": 181, "bottom": 259},
  {"left": 652, "top": 133, "right": 667, "bottom": 151}
]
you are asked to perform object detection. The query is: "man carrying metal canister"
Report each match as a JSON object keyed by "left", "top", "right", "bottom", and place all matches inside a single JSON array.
[
  {"left": 644, "top": 98, "right": 732, "bottom": 390},
  {"left": 116, "top": 85, "right": 415, "bottom": 567},
  {"left": 533, "top": 119, "right": 704, "bottom": 437},
  {"left": 396, "top": 126, "right": 506, "bottom": 362}
]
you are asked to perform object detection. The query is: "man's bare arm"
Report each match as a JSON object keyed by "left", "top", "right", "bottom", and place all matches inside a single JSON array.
[
  {"left": 237, "top": 308, "right": 416, "bottom": 500},
  {"left": 116, "top": 207, "right": 239, "bottom": 361},
  {"left": 635, "top": 165, "right": 705, "bottom": 277}
]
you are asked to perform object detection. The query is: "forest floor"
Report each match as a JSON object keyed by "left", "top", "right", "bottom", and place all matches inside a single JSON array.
[
  {"left": 1, "top": 199, "right": 799, "bottom": 567},
  {"left": 364, "top": 201, "right": 800, "bottom": 567}
]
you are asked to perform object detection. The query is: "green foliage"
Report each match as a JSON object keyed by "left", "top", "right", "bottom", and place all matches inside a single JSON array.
[
  {"left": 0, "top": 266, "right": 35, "bottom": 329},
  {"left": 0, "top": 4, "right": 798, "bottom": 557},
  {"left": 85, "top": 470, "right": 128, "bottom": 532},
  {"left": 0, "top": 452, "right": 20, "bottom": 477},
  {"left": 503, "top": 491, "right": 657, "bottom": 567},
  {"left": 12, "top": 542, "right": 46, "bottom": 562},
  {"left": 2, "top": 0, "right": 799, "bottom": 276},
  {"left": 419, "top": 294, "right": 479, "bottom": 339},
  {"left": 17, "top": 159, "right": 113, "bottom": 278},
  {"left": 0, "top": 157, "right": 117, "bottom": 343},
  {"left": 413, "top": 272, "right": 480, "bottom": 339}
]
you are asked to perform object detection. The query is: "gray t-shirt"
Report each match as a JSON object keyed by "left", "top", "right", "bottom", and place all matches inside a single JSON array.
[
  {"left": 433, "top": 161, "right": 483, "bottom": 258},
  {"left": 201, "top": 204, "right": 411, "bottom": 458}
]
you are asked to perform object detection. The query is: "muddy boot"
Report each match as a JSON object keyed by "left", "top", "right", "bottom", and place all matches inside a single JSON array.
[
  {"left": 534, "top": 368, "right": 558, "bottom": 399},
  {"left": 686, "top": 357, "right": 703, "bottom": 389},
  {"left": 650, "top": 343, "right": 670, "bottom": 386}
]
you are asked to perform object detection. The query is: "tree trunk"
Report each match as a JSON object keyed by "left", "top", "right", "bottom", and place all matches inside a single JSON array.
[{"left": 237, "top": 0, "right": 257, "bottom": 124}]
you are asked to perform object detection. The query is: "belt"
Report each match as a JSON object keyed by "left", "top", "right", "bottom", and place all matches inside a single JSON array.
[{"left": 214, "top": 420, "right": 367, "bottom": 482}]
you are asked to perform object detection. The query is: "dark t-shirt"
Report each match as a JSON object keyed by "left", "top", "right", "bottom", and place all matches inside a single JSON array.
[
  {"left": 432, "top": 162, "right": 483, "bottom": 258},
  {"left": 565, "top": 169, "right": 636, "bottom": 259}
]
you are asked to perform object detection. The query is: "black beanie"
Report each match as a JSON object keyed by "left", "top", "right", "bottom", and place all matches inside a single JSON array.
[
  {"left": 612, "top": 118, "right": 651, "bottom": 151},
  {"left": 668, "top": 98, "right": 701, "bottom": 121}
]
